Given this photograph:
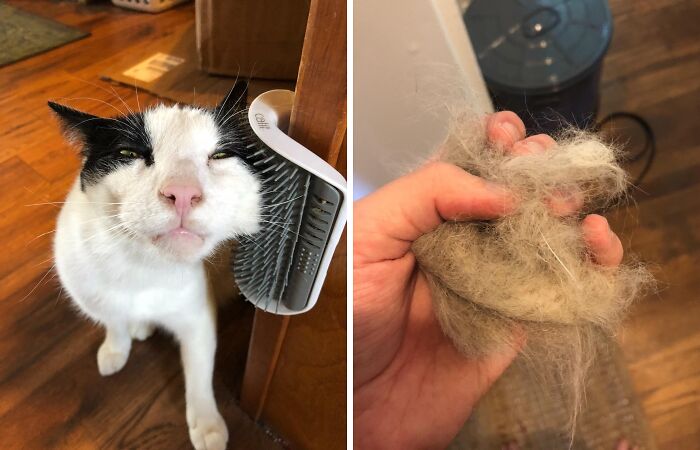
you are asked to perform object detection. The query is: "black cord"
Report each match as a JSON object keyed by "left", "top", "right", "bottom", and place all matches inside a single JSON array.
[{"left": 594, "top": 111, "right": 656, "bottom": 186}]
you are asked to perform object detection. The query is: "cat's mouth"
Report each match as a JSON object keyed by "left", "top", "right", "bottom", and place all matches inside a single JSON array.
[{"left": 152, "top": 226, "right": 205, "bottom": 248}]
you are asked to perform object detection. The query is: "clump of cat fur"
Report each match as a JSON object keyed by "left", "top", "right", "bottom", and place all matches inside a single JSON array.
[{"left": 412, "top": 113, "right": 653, "bottom": 428}]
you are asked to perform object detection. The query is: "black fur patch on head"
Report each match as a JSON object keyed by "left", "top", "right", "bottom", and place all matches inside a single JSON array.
[
  {"left": 48, "top": 102, "right": 153, "bottom": 190},
  {"left": 211, "top": 82, "right": 251, "bottom": 161}
]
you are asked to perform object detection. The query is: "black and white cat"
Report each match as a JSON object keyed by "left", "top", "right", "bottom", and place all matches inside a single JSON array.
[{"left": 49, "top": 85, "right": 260, "bottom": 450}]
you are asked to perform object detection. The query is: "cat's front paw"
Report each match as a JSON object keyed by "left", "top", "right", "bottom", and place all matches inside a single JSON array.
[
  {"left": 97, "top": 342, "right": 129, "bottom": 376},
  {"left": 187, "top": 409, "right": 229, "bottom": 450}
]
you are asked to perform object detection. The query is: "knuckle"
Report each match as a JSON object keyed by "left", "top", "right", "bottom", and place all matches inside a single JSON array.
[{"left": 422, "top": 160, "right": 462, "bottom": 179}]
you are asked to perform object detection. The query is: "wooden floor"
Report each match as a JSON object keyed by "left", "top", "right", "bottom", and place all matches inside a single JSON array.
[
  {"left": 0, "top": 2, "right": 280, "bottom": 449},
  {"left": 602, "top": 1, "right": 700, "bottom": 449}
]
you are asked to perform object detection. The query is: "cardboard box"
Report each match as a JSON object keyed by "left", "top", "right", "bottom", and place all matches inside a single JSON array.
[
  {"left": 100, "top": 24, "right": 294, "bottom": 107},
  {"left": 196, "top": 0, "right": 310, "bottom": 81}
]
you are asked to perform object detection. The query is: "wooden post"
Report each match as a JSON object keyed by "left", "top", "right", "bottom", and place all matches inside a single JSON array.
[{"left": 240, "top": 0, "right": 347, "bottom": 448}]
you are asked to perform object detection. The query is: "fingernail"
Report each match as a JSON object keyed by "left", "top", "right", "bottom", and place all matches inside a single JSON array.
[
  {"left": 485, "top": 182, "right": 516, "bottom": 210},
  {"left": 604, "top": 219, "right": 616, "bottom": 241},
  {"left": 524, "top": 139, "right": 546, "bottom": 153},
  {"left": 485, "top": 181, "right": 511, "bottom": 197},
  {"left": 500, "top": 121, "right": 520, "bottom": 143}
]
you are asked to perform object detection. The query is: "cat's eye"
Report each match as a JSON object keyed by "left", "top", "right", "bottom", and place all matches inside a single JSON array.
[
  {"left": 210, "top": 151, "right": 231, "bottom": 160},
  {"left": 119, "top": 149, "right": 140, "bottom": 159}
]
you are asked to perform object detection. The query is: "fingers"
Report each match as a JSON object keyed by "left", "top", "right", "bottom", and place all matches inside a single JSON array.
[
  {"left": 511, "top": 133, "right": 556, "bottom": 156},
  {"left": 354, "top": 162, "right": 515, "bottom": 264},
  {"left": 494, "top": 118, "right": 622, "bottom": 268},
  {"left": 547, "top": 188, "right": 584, "bottom": 216},
  {"left": 357, "top": 111, "right": 624, "bottom": 269},
  {"left": 582, "top": 214, "right": 624, "bottom": 267},
  {"left": 510, "top": 133, "right": 584, "bottom": 216},
  {"left": 486, "top": 111, "right": 526, "bottom": 149}
]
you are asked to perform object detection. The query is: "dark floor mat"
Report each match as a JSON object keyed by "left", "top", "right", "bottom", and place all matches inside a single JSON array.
[{"left": 0, "top": 2, "right": 89, "bottom": 67}]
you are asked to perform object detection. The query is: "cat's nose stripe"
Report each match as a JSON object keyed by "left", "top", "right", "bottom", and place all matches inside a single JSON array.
[{"left": 161, "top": 184, "right": 202, "bottom": 217}]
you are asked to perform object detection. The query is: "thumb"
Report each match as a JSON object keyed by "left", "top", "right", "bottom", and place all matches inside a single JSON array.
[{"left": 355, "top": 162, "right": 515, "bottom": 264}]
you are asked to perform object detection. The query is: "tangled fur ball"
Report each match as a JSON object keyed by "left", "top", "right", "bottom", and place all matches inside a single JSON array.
[{"left": 412, "top": 115, "right": 653, "bottom": 427}]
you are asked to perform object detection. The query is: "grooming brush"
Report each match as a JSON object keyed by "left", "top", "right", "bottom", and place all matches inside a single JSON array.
[{"left": 232, "top": 90, "right": 347, "bottom": 315}]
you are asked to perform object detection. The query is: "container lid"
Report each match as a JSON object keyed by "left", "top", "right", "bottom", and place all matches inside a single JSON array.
[{"left": 464, "top": 0, "right": 612, "bottom": 95}]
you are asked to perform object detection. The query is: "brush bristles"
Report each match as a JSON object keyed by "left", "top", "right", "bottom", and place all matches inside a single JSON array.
[
  {"left": 232, "top": 124, "right": 310, "bottom": 313},
  {"left": 412, "top": 114, "right": 654, "bottom": 432}
]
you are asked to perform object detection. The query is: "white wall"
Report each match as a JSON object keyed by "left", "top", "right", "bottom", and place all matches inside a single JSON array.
[{"left": 354, "top": 0, "right": 492, "bottom": 199}]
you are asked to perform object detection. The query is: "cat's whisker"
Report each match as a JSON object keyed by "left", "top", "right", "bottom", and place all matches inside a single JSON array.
[
  {"left": 64, "top": 116, "right": 107, "bottom": 133},
  {"left": 66, "top": 74, "right": 136, "bottom": 114},
  {"left": 110, "top": 89, "right": 145, "bottom": 136},
  {"left": 257, "top": 195, "right": 306, "bottom": 208},
  {"left": 59, "top": 96, "right": 130, "bottom": 122},
  {"left": 81, "top": 220, "right": 132, "bottom": 244},
  {"left": 257, "top": 214, "right": 293, "bottom": 220},
  {"left": 18, "top": 265, "right": 56, "bottom": 303},
  {"left": 24, "top": 202, "right": 64, "bottom": 209},
  {"left": 213, "top": 76, "right": 240, "bottom": 122},
  {"left": 25, "top": 201, "right": 143, "bottom": 207},
  {"left": 218, "top": 107, "right": 250, "bottom": 129},
  {"left": 27, "top": 229, "right": 56, "bottom": 244},
  {"left": 63, "top": 75, "right": 143, "bottom": 128},
  {"left": 135, "top": 85, "right": 142, "bottom": 113},
  {"left": 235, "top": 234, "right": 264, "bottom": 252},
  {"left": 28, "top": 213, "right": 129, "bottom": 245},
  {"left": 257, "top": 183, "right": 305, "bottom": 195},
  {"left": 104, "top": 125, "right": 138, "bottom": 139},
  {"left": 109, "top": 85, "right": 135, "bottom": 117},
  {"left": 70, "top": 211, "right": 127, "bottom": 223},
  {"left": 54, "top": 286, "right": 65, "bottom": 307},
  {"left": 259, "top": 220, "right": 300, "bottom": 226},
  {"left": 76, "top": 215, "right": 128, "bottom": 228},
  {"left": 258, "top": 220, "right": 305, "bottom": 239},
  {"left": 32, "top": 255, "right": 56, "bottom": 269}
]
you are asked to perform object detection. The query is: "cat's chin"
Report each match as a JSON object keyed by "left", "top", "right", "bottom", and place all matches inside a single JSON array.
[{"left": 152, "top": 227, "right": 207, "bottom": 260}]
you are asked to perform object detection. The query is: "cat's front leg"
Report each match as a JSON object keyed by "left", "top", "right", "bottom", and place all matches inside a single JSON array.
[
  {"left": 129, "top": 321, "right": 156, "bottom": 341},
  {"left": 97, "top": 323, "right": 132, "bottom": 376},
  {"left": 175, "top": 310, "right": 228, "bottom": 450}
]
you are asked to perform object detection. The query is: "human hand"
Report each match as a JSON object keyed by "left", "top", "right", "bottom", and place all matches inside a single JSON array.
[{"left": 353, "top": 111, "right": 624, "bottom": 450}]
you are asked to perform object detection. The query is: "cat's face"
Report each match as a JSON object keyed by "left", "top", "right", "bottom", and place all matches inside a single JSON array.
[{"left": 50, "top": 86, "right": 261, "bottom": 262}]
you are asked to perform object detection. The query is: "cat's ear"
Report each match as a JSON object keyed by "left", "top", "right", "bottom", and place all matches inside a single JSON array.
[
  {"left": 216, "top": 81, "right": 248, "bottom": 119},
  {"left": 48, "top": 101, "right": 102, "bottom": 145}
]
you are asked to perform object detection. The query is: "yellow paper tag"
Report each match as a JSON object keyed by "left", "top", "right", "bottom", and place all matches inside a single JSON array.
[{"left": 122, "top": 53, "right": 185, "bottom": 83}]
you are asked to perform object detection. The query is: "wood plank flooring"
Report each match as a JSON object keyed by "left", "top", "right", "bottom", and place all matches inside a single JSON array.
[
  {"left": 0, "top": 2, "right": 280, "bottom": 449},
  {"left": 602, "top": 1, "right": 700, "bottom": 449}
]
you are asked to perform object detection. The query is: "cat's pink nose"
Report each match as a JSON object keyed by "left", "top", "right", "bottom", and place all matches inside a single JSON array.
[{"left": 161, "top": 184, "right": 202, "bottom": 217}]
